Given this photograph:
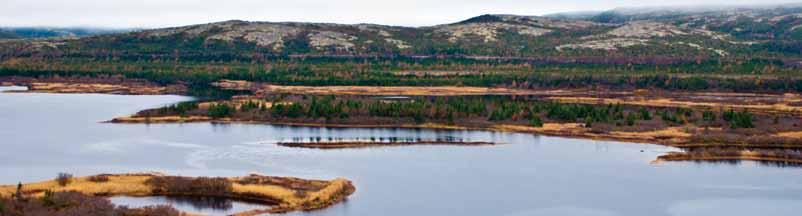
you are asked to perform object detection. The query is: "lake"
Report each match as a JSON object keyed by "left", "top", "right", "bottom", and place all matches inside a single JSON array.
[{"left": 1, "top": 86, "right": 801, "bottom": 216}]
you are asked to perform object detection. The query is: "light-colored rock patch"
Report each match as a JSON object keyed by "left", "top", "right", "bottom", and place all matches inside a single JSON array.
[
  {"left": 606, "top": 21, "right": 688, "bottom": 38},
  {"left": 205, "top": 23, "right": 301, "bottom": 50},
  {"left": 356, "top": 24, "right": 394, "bottom": 37},
  {"left": 146, "top": 20, "right": 244, "bottom": 37},
  {"left": 674, "top": 42, "right": 729, "bottom": 56},
  {"left": 384, "top": 38, "right": 411, "bottom": 49},
  {"left": 769, "top": 13, "right": 802, "bottom": 22},
  {"left": 495, "top": 15, "right": 601, "bottom": 29},
  {"left": 436, "top": 22, "right": 552, "bottom": 43},
  {"left": 556, "top": 38, "right": 649, "bottom": 51},
  {"left": 308, "top": 31, "right": 357, "bottom": 50}
]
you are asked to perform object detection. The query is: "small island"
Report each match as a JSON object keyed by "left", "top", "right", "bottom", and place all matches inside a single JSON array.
[
  {"left": 97, "top": 81, "right": 802, "bottom": 165},
  {"left": 277, "top": 140, "right": 495, "bottom": 149},
  {"left": 0, "top": 173, "right": 355, "bottom": 215}
]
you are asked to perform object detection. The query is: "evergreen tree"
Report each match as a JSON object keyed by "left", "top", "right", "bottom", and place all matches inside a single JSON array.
[
  {"left": 639, "top": 107, "right": 652, "bottom": 120},
  {"left": 626, "top": 112, "right": 636, "bottom": 126},
  {"left": 208, "top": 103, "right": 234, "bottom": 118},
  {"left": 529, "top": 115, "right": 543, "bottom": 127},
  {"left": 702, "top": 110, "right": 716, "bottom": 122}
]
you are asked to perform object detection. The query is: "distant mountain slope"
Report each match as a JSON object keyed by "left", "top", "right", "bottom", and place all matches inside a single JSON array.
[
  {"left": 3, "top": 5, "right": 802, "bottom": 61},
  {"left": 0, "top": 31, "right": 19, "bottom": 39},
  {"left": 0, "top": 27, "right": 132, "bottom": 39}
]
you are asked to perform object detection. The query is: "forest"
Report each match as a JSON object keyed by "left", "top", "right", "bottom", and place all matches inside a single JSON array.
[
  {"left": 3, "top": 56, "right": 802, "bottom": 95},
  {"left": 144, "top": 95, "right": 758, "bottom": 131}
]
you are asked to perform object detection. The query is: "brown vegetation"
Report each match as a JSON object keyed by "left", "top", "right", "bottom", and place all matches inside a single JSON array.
[
  {"left": 547, "top": 91, "right": 802, "bottom": 117},
  {"left": 0, "top": 190, "right": 185, "bottom": 216},
  {"left": 655, "top": 148, "right": 802, "bottom": 165},
  {"left": 277, "top": 140, "right": 495, "bottom": 149},
  {"left": 0, "top": 76, "right": 186, "bottom": 95},
  {"left": 212, "top": 80, "right": 611, "bottom": 97},
  {"left": 0, "top": 173, "right": 356, "bottom": 215},
  {"left": 107, "top": 91, "right": 802, "bottom": 165}
]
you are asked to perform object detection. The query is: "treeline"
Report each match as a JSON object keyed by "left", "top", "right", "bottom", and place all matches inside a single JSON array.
[
  {"left": 177, "top": 96, "right": 755, "bottom": 129},
  {"left": 3, "top": 58, "right": 802, "bottom": 93}
]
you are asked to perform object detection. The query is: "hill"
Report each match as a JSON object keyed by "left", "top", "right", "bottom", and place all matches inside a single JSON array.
[
  {"left": 2, "top": 5, "right": 802, "bottom": 61},
  {"left": 0, "top": 27, "right": 132, "bottom": 39}
]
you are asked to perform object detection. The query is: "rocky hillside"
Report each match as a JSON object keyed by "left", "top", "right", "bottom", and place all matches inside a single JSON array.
[
  {"left": 3, "top": 5, "right": 802, "bottom": 60},
  {"left": 0, "top": 27, "right": 131, "bottom": 39}
]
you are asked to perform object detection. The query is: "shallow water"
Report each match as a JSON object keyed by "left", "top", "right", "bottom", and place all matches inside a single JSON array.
[
  {"left": 1, "top": 86, "right": 801, "bottom": 216},
  {"left": 109, "top": 196, "right": 268, "bottom": 215}
]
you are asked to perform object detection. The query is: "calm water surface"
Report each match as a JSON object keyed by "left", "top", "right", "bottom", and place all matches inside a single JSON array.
[
  {"left": 109, "top": 196, "right": 268, "bottom": 215},
  {"left": 1, "top": 86, "right": 801, "bottom": 216}
]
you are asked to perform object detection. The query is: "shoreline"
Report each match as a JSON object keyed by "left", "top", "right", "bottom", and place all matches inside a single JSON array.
[
  {"left": 106, "top": 115, "right": 802, "bottom": 165},
  {"left": 6, "top": 79, "right": 802, "bottom": 165},
  {"left": 107, "top": 115, "right": 688, "bottom": 147},
  {"left": 0, "top": 173, "right": 356, "bottom": 215},
  {"left": 277, "top": 140, "right": 496, "bottom": 149},
  {"left": 0, "top": 76, "right": 186, "bottom": 95}
]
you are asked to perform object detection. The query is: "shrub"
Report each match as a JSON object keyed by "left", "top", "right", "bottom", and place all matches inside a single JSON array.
[
  {"left": 13, "top": 183, "right": 24, "bottom": 202},
  {"left": 626, "top": 113, "right": 636, "bottom": 126},
  {"left": 702, "top": 110, "right": 716, "bottom": 122},
  {"left": 56, "top": 173, "right": 73, "bottom": 187},
  {"left": 529, "top": 115, "right": 543, "bottom": 127},
  {"left": 146, "top": 176, "right": 233, "bottom": 195},
  {"left": 724, "top": 110, "right": 755, "bottom": 129},
  {"left": 88, "top": 175, "right": 110, "bottom": 183},
  {"left": 207, "top": 103, "right": 234, "bottom": 118},
  {"left": 0, "top": 191, "right": 181, "bottom": 216},
  {"left": 639, "top": 107, "right": 652, "bottom": 120}
]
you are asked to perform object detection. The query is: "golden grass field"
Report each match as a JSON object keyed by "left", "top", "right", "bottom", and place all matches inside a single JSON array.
[
  {"left": 0, "top": 173, "right": 355, "bottom": 215},
  {"left": 8, "top": 82, "right": 177, "bottom": 95}
]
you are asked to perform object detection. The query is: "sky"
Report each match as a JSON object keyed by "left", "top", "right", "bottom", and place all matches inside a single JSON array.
[{"left": 1, "top": 0, "right": 801, "bottom": 28}]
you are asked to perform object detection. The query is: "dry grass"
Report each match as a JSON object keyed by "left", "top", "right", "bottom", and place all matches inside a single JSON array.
[
  {"left": 0, "top": 174, "right": 153, "bottom": 198},
  {"left": 257, "top": 84, "right": 539, "bottom": 96},
  {"left": 777, "top": 131, "right": 802, "bottom": 139},
  {"left": 493, "top": 123, "right": 585, "bottom": 134},
  {"left": 8, "top": 82, "right": 178, "bottom": 95},
  {"left": 0, "top": 173, "right": 355, "bottom": 215},
  {"left": 548, "top": 94, "right": 802, "bottom": 116},
  {"left": 656, "top": 148, "right": 802, "bottom": 164},
  {"left": 231, "top": 183, "right": 297, "bottom": 201},
  {"left": 609, "top": 127, "right": 692, "bottom": 142},
  {"left": 110, "top": 115, "right": 212, "bottom": 123},
  {"left": 493, "top": 123, "right": 693, "bottom": 144}
]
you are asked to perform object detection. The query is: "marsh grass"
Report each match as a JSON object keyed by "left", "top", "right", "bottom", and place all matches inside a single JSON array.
[{"left": 0, "top": 173, "right": 355, "bottom": 215}]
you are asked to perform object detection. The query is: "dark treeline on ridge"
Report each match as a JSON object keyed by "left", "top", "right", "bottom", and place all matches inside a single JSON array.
[{"left": 3, "top": 56, "right": 802, "bottom": 94}]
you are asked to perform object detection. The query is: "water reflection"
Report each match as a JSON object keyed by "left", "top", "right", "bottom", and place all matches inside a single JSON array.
[
  {"left": 3, "top": 86, "right": 802, "bottom": 216},
  {"left": 161, "top": 196, "right": 234, "bottom": 210},
  {"left": 685, "top": 159, "right": 802, "bottom": 168},
  {"left": 280, "top": 136, "right": 479, "bottom": 143},
  {"left": 110, "top": 196, "right": 267, "bottom": 215}
]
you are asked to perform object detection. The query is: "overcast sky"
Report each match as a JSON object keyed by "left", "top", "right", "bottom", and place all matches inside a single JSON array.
[{"left": 2, "top": 0, "right": 801, "bottom": 28}]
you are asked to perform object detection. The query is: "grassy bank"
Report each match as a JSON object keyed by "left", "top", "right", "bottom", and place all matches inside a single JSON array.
[
  {"left": 109, "top": 91, "right": 802, "bottom": 164},
  {"left": 656, "top": 148, "right": 802, "bottom": 165},
  {"left": 0, "top": 173, "right": 355, "bottom": 215}
]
